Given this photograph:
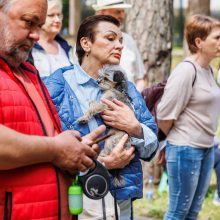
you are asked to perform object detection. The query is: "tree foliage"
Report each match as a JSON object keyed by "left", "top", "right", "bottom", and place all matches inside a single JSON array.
[{"left": 62, "top": 0, "right": 69, "bottom": 29}]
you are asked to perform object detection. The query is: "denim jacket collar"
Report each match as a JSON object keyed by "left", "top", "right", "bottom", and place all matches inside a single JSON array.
[{"left": 75, "top": 64, "right": 98, "bottom": 86}]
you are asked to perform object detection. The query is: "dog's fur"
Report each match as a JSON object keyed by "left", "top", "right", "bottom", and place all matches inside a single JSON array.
[{"left": 77, "top": 65, "right": 133, "bottom": 187}]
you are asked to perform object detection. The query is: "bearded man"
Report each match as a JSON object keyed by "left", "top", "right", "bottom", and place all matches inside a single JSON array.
[{"left": 0, "top": 0, "right": 106, "bottom": 219}]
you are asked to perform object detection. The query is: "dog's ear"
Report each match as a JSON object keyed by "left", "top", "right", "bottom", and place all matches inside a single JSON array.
[
  {"left": 113, "top": 71, "right": 125, "bottom": 83},
  {"left": 113, "top": 70, "right": 128, "bottom": 93}
]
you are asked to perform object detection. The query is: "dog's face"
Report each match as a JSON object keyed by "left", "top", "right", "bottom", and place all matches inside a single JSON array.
[
  {"left": 97, "top": 72, "right": 117, "bottom": 90},
  {"left": 97, "top": 66, "right": 128, "bottom": 92}
]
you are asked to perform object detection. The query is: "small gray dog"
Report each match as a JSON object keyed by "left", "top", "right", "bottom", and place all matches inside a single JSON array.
[{"left": 77, "top": 65, "right": 133, "bottom": 187}]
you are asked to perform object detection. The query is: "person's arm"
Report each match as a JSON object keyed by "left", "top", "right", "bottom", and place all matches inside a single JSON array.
[
  {"left": 157, "top": 61, "right": 196, "bottom": 131},
  {"left": 124, "top": 85, "right": 159, "bottom": 160},
  {"left": 0, "top": 124, "right": 103, "bottom": 172},
  {"left": 132, "top": 41, "right": 146, "bottom": 93},
  {"left": 135, "top": 78, "right": 145, "bottom": 93},
  {"left": 158, "top": 119, "right": 174, "bottom": 136},
  {"left": 125, "top": 33, "right": 145, "bottom": 88},
  {"left": 0, "top": 124, "right": 56, "bottom": 170}
]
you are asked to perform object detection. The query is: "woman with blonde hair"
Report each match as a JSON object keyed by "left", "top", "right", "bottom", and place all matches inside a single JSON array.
[
  {"left": 30, "top": 0, "right": 73, "bottom": 77},
  {"left": 157, "top": 14, "right": 220, "bottom": 219}
]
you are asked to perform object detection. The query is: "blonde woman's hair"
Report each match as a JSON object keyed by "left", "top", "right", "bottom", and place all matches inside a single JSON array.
[
  {"left": 185, "top": 14, "right": 220, "bottom": 54},
  {"left": 48, "top": 0, "right": 62, "bottom": 11}
]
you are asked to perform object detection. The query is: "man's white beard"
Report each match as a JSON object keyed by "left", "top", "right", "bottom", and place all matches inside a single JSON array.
[{"left": 0, "top": 27, "right": 30, "bottom": 68}]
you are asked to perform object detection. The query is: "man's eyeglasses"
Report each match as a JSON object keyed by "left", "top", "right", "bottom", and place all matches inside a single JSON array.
[{"left": 47, "top": 13, "right": 63, "bottom": 20}]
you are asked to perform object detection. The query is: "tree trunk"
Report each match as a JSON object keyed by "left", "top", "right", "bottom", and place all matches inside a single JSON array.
[
  {"left": 187, "top": 0, "right": 210, "bottom": 16},
  {"left": 126, "top": 0, "right": 174, "bottom": 83},
  {"left": 69, "top": 0, "right": 81, "bottom": 43}
]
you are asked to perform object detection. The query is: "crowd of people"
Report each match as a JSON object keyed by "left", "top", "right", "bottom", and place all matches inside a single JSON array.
[{"left": 0, "top": 0, "right": 220, "bottom": 220}]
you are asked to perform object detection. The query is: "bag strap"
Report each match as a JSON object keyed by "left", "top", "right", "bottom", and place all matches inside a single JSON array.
[
  {"left": 102, "top": 196, "right": 119, "bottom": 220},
  {"left": 102, "top": 198, "right": 107, "bottom": 220},
  {"left": 114, "top": 196, "right": 119, "bottom": 220},
  {"left": 183, "top": 60, "right": 197, "bottom": 86}
]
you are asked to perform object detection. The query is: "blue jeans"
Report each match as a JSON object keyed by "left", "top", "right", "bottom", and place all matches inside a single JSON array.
[
  {"left": 214, "top": 148, "right": 220, "bottom": 197},
  {"left": 164, "top": 143, "right": 214, "bottom": 220}
]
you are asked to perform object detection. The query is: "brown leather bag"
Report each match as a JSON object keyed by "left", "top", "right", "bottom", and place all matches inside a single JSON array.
[
  {"left": 141, "top": 80, "right": 167, "bottom": 141},
  {"left": 141, "top": 80, "right": 166, "bottom": 119}
]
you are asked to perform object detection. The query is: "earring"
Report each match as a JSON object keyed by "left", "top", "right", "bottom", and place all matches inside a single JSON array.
[{"left": 86, "top": 49, "right": 90, "bottom": 57}]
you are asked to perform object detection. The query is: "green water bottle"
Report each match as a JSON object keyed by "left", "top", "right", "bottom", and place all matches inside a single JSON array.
[{"left": 68, "top": 176, "right": 83, "bottom": 215}]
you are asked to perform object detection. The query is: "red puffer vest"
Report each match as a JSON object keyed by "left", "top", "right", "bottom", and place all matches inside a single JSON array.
[{"left": 0, "top": 59, "right": 76, "bottom": 220}]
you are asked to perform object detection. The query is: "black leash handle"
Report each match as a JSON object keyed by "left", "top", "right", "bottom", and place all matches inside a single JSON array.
[{"left": 102, "top": 197, "right": 107, "bottom": 220}]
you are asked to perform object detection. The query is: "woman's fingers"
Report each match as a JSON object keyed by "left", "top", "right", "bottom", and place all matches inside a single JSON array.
[
  {"left": 101, "top": 98, "right": 118, "bottom": 110},
  {"left": 101, "top": 113, "right": 114, "bottom": 121},
  {"left": 157, "top": 149, "right": 166, "bottom": 165},
  {"left": 112, "top": 98, "right": 125, "bottom": 107},
  {"left": 114, "top": 134, "right": 129, "bottom": 152}
]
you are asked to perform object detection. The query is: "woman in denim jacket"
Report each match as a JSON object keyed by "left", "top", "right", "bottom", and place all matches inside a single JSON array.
[{"left": 45, "top": 15, "right": 158, "bottom": 220}]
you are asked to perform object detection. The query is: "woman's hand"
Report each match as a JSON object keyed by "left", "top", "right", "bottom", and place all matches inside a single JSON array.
[
  {"left": 157, "top": 148, "right": 166, "bottom": 166},
  {"left": 98, "top": 134, "right": 135, "bottom": 170},
  {"left": 101, "top": 98, "right": 143, "bottom": 138}
]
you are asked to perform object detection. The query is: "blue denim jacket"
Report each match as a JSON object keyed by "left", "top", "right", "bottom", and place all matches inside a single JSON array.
[{"left": 44, "top": 64, "right": 158, "bottom": 200}]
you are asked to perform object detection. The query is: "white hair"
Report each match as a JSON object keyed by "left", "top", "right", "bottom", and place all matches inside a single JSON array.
[
  {"left": 48, "top": 0, "right": 62, "bottom": 11},
  {"left": 0, "top": 0, "right": 15, "bottom": 12}
]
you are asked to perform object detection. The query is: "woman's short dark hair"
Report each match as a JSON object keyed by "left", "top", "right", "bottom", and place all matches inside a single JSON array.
[
  {"left": 185, "top": 14, "right": 220, "bottom": 54},
  {"left": 76, "top": 15, "right": 120, "bottom": 65}
]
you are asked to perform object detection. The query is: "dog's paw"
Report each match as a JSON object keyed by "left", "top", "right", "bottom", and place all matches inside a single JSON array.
[
  {"left": 77, "top": 116, "right": 89, "bottom": 124},
  {"left": 113, "top": 175, "right": 125, "bottom": 187}
]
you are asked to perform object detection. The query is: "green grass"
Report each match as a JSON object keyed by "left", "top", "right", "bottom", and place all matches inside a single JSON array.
[{"left": 134, "top": 190, "right": 167, "bottom": 219}]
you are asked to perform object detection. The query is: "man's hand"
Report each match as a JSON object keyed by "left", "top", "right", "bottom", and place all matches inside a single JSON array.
[
  {"left": 98, "top": 134, "right": 135, "bottom": 169},
  {"left": 82, "top": 123, "right": 105, "bottom": 142},
  {"left": 52, "top": 130, "right": 98, "bottom": 173},
  {"left": 0, "top": 125, "right": 103, "bottom": 171},
  {"left": 82, "top": 125, "right": 106, "bottom": 155}
]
